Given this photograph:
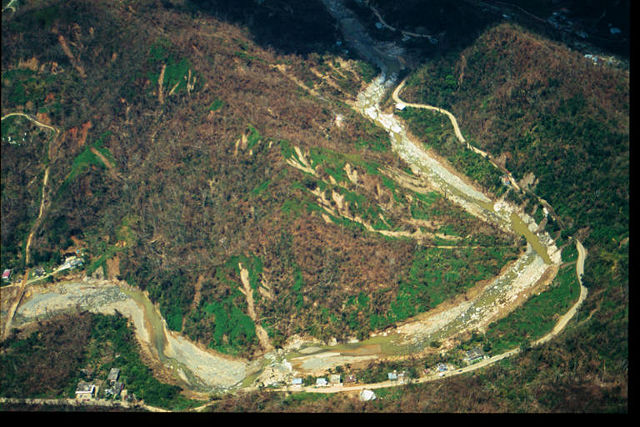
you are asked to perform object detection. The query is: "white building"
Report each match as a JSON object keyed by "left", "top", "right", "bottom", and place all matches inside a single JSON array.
[
  {"left": 75, "top": 382, "right": 96, "bottom": 401},
  {"left": 359, "top": 389, "right": 376, "bottom": 401}
]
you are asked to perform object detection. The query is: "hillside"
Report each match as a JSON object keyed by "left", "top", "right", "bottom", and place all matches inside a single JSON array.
[
  {"left": 0, "top": 0, "right": 627, "bottom": 413},
  {"left": 385, "top": 21, "right": 628, "bottom": 411},
  {"left": 1, "top": 0, "right": 519, "bottom": 362}
]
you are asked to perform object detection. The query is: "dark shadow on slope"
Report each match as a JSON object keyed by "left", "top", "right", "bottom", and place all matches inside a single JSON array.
[
  {"left": 184, "top": 0, "right": 506, "bottom": 76},
  {"left": 369, "top": 0, "right": 629, "bottom": 59},
  {"left": 186, "top": 0, "right": 343, "bottom": 57},
  {"left": 185, "top": 0, "right": 507, "bottom": 71}
]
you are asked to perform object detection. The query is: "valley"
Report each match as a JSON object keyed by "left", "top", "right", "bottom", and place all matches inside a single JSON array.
[{"left": 1, "top": 0, "right": 627, "bottom": 413}]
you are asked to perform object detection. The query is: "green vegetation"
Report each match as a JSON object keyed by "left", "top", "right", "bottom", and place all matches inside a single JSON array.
[
  {"left": 390, "top": 246, "right": 518, "bottom": 323},
  {"left": 208, "top": 97, "right": 225, "bottom": 111},
  {"left": 0, "top": 312, "right": 200, "bottom": 410},
  {"left": 1, "top": 116, "right": 51, "bottom": 268},
  {"left": 179, "top": 255, "right": 262, "bottom": 356},
  {"left": 0, "top": 314, "right": 92, "bottom": 399},
  {"left": 147, "top": 37, "right": 197, "bottom": 96},
  {"left": 394, "top": 22, "right": 627, "bottom": 411},
  {"left": 355, "top": 60, "right": 378, "bottom": 83},
  {"left": 483, "top": 265, "right": 580, "bottom": 353},
  {"left": 203, "top": 296, "right": 257, "bottom": 355},
  {"left": 56, "top": 132, "right": 114, "bottom": 199},
  {"left": 561, "top": 243, "right": 578, "bottom": 263},
  {"left": 1, "top": 1, "right": 626, "bottom": 413},
  {"left": 397, "top": 108, "right": 504, "bottom": 195},
  {"left": 87, "top": 314, "right": 199, "bottom": 410}
]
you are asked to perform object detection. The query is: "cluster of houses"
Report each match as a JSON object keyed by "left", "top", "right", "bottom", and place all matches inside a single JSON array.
[
  {"left": 386, "top": 370, "right": 409, "bottom": 384},
  {"left": 2, "top": 267, "right": 47, "bottom": 283},
  {"left": 1, "top": 251, "right": 85, "bottom": 285},
  {"left": 292, "top": 368, "right": 417, "bottom": 389},
  {"left": 75, "top": 367, "right": 136, "bottom": 403},
  {"left": 60, "top": 255, "right": 84, "bottom": 271},
  {"left": 290, "top": 373, "right": 358, "bottom": 389},
  {"left": 546, "top": 8, "right": 623, "bottom": 40}
]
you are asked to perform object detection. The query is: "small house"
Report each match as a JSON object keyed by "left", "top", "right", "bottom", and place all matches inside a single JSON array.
[
  {"left": 291, "top": 378, "right": 303, "bottom": 388},
  {"left": 329, "top": 374, "right": 342, "bottom": 386},
  {"left": 105, "top": 381, "right": 124, "bottom": 398},
  {"left": 395, "top": 102, "right": 406, "bottom": 111},
  {"left": 315, "top": 378, "right": 328, "bottom": 387},
  {"left": 75, "top": 381, "right": 96, "bottom": 401},
  {"left": 437, "top": 363, "right": 448, "bottom": 372},
  {"left": 465, "top": 347, "right": 485, "bottom": 363},
  {"left": 113, "top": 381, "right": 124, "bottom": 396},
  {"left": 387, "top": 371, "right": 398, "bottom": 381},
  {"left": 501, "top": 175, "right": 511, "bottom": 186},
  {"left": 2, "top": 269, "right": 11, "bottom": 281},
  {"left": 108, "top": 368, "right": 120, "bottom": 383},
  {"left": 344, "top": 374, "right": 357, "bottom": 385}
]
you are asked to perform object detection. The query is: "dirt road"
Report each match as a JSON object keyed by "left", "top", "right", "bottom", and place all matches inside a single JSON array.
[
  {"left": 1, "top": 1, "right": 592, "bottom": 405},
  {"left": 1, "top": 112, "right": 60, "bottom": 265},
  {"left": 534, "top": 240, "right": 588, "bottom": 346},
  {"left": 392, "top": 79, "right": 467, "bottom": 144},
  {"left": 2, "top": 270, "right": 29, "bottom": 339},
  {"left": 391, "top": 78, "right": 525, "bottom": 191},
  {"left": 0, "top": 397, "right": 167, "bottom": 412}
]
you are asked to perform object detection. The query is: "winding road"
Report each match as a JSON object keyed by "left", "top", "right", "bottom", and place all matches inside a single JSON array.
[
  {"left": 1, "top": 112, "right": 61, "bottom": 340},
  {"left": 1, "top": 112, "right": 60, "bottom": 265},
  {"left": 268, "top": 0, "right": 589, "bottom": 395},
  {"left": 392, "top": 79, "right": 522, "bottom": 192}
]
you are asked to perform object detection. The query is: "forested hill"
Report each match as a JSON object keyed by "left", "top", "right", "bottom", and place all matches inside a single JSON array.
[
  {"left": 2, "top": 0, "right": 518, "bottom": 360},
  {"left": 396, "top": 21, "right": 627, "bottom": 412},
  {"left": 0, "top": 0, "right": 627, "bottom": 412}
]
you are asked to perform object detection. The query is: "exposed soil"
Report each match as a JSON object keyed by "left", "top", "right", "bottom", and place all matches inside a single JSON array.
[{"left": 238, "top": 263, "right": 273, "bottom": 353}]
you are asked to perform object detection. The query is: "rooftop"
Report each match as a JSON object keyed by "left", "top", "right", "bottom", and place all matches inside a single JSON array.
[{"left": 75, "top": 381, "right": 96, "bottom": 394}]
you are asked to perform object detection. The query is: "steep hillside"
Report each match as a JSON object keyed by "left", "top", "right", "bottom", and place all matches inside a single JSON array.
[
  {"left": 1, "top": 0, "right": 518, "bottom": 363},
  {"left": 391, "top": 22, "right": 628, "bottom": 411}
]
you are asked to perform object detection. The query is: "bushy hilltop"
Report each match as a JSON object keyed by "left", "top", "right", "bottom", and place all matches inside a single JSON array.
[
  {"left": 390, "top": 22, "right": 627, "bottom": 411},
  {"left": 1, "top": 0, "right": 519, "bottom": 359},
  {"left": 401, "top": 21, "right": 628, "bottom": 277}
]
